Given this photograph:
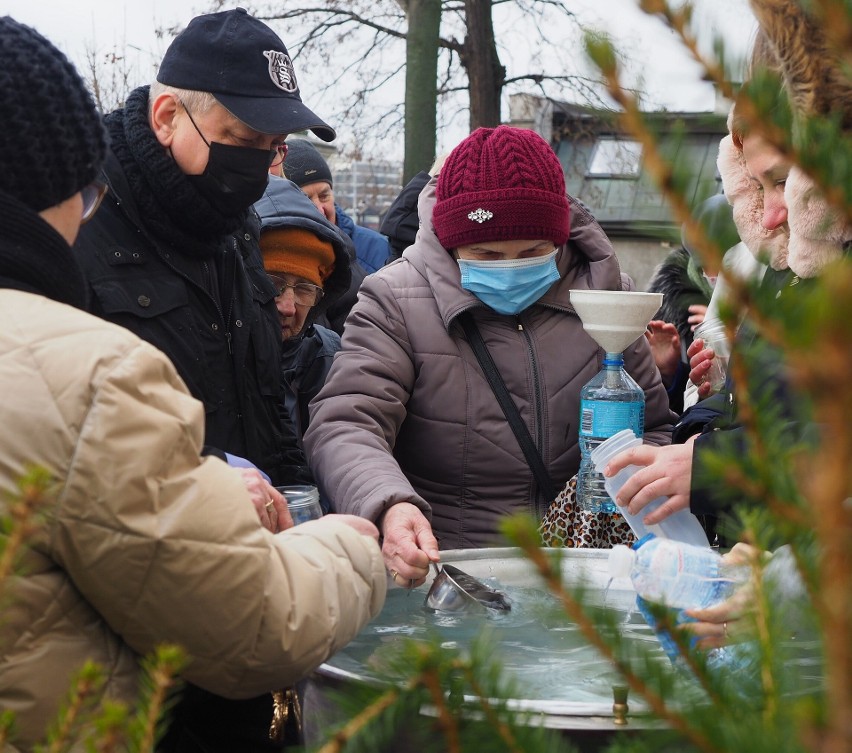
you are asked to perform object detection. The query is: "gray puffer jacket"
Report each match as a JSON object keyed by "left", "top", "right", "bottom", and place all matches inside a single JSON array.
[{"left": 304, "top": 179, "right": 676, "bottom": 550}]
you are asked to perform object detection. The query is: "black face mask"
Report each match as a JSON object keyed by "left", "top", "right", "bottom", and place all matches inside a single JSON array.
[{"left": 187, "top": 141, "right": 271, "bottom": 216}]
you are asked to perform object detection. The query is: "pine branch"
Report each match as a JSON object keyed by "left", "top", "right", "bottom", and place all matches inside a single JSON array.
[
  {"left": 504, "top": 518, "right": 722, "bottom": 753},
  {"left": 583, "top": 31, "right": 728, "bottom": 299},
  {"left": 317, "top": 686, "right": 402, "bottom": 753},
  {"left": 638, "top": 0, "right": 852, "bottom": 227},
  {"left": 421, "top": 659, "right": 462, "bottom": 753},
  {"left": 127, "top": 645, "right": 185, "bottom": 753},
  {"left": 460, "top": 667, "right": 526, "bottom": 753},
  {"left": 87, "top": 703, "right": 129, "bottom": 753},
  {"left": 0, "top": 467, "right": 52, "bottom": 589},
  {"left": 718, "top": 464, "right": 808, "bottom": 528},
  {"left": 36, "top": 662, "right": 105, "bottom": 753},
  {"left": 786, "top": 271, "right": 852, "bottom": 752},
  {"left": 0, "top": 711, "right": 15, "bottom": 749}
]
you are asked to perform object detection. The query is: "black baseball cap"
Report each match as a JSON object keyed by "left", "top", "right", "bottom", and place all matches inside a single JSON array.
[{"left": 156, "top": 8, "right": 336, "bottom": 142}]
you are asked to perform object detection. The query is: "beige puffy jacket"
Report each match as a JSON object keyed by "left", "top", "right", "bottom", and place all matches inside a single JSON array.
[{"left": 0, "top": 290, "right": 386, "bottom": 752}]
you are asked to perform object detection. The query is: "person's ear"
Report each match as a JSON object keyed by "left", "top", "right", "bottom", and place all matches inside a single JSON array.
[{"left": 150, "top": 93, "right": 181, "bottom": 148}]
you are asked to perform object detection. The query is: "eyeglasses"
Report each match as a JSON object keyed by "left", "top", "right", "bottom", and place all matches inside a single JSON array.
[
  {"left": 269, "top": 142, "right": 289, "bottom": 168},
  {"left": 179, "top": 97, "right": 288, "bottom": 169},
  {"left": 81, "top": 180, "right": 107, "bottom": 223},
  {"left": 269, "top": 276, "right": 324, "bottom": 307}
]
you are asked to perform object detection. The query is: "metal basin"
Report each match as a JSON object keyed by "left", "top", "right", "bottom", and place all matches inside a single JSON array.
[{"left": 303, "top": 547, "right": 664, "bottom": 748}]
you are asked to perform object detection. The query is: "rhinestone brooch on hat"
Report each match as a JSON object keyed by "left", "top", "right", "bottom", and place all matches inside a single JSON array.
[{"left": 467, "top": 208, "right": 493, "bottom": 224}]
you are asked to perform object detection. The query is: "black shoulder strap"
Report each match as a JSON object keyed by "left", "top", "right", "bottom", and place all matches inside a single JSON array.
[{"left": 459, "top": 312, "right": 557, "bottom": 504}]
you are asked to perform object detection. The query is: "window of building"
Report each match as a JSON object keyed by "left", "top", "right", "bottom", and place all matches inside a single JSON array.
[{"left": 587, "top": 138, "right": 643, "bottom": 177}]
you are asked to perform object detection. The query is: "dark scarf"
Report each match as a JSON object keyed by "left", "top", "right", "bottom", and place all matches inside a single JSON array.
[
  {"left": 104, "top": 86, "right": 247, "bottom": 259},
  {"left": 0, "top": 190, "right": 88, "bottom": 309}
]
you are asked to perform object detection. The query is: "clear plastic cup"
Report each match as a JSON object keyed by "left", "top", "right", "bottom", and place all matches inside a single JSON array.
[
  {"left": 275, "top": 485, "right": 322, "bottom": 526},
  {"left": 693, "top": 319, "right": 731, "bottom": 393}
]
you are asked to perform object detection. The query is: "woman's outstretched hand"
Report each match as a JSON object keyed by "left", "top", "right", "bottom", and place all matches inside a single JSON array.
[{"left": 379, "top": 502, "right": 440, "bottom": 588}]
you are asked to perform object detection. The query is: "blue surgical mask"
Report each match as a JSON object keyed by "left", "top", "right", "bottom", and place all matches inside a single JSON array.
[{"left": 457, "top": 250, "right": 561, "bottom": 315}]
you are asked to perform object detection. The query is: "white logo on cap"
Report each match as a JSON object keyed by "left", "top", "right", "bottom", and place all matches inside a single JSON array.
[
  {"left": 263, "top": 50, "right": 298, "bottom": 93},
  {"left": 467, "top": 208, "right": 494, "bottom": 223}
]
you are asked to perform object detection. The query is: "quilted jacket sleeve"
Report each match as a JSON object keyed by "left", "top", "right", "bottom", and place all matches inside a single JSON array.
[
  {"left": 53, "top": 338, "right": 387, "bottom": 698},
  {"left": 304, "top": 272, "right": 432, "bottom": 523}
]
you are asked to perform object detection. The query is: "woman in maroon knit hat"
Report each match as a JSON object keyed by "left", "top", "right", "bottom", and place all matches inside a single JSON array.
[{"left": 304, "top": 125, "right": 676, "bottom": 583}]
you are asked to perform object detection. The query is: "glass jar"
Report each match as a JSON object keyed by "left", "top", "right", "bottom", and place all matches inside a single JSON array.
[{"left": 276, "top": 485, "right": 322, "bottom": 526}]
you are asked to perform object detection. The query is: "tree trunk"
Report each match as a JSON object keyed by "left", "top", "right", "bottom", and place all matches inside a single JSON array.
[
  {"left": 463, "top": 0, "right": 505, "bottom": 129},
  {"left": 402, "top": 0, "right": 441, "bottom": 184}
]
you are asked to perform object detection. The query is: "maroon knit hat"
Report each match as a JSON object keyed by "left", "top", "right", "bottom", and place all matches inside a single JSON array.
[{"left": 433, "top": 125, "right": 570, "bottom": 249}]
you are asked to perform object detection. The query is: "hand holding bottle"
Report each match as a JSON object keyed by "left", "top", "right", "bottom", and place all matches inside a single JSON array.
[
  {"left": 682, "top": 543, "right": 762, "bottom": 648},
  {"left": 609, "top": 535, "right": 749, "bottom": 666},
  {"left": 598, "top": 435, "right": 699, "bottom": 526},
  {"left": 686, "top": 337, "right": 718, "bottom": 400}
]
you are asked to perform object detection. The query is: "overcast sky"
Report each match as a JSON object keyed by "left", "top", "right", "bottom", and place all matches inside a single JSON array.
[{"left": 5, "top": 0, "right": 757, "bottom": 158}]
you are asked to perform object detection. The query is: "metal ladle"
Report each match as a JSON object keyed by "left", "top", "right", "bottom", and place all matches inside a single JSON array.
[{"left": 425, "top": 562, "right": 511, "bottom": 613}]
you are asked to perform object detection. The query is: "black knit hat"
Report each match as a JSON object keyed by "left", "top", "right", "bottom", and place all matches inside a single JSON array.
[
  {"left": 282, "top": 139, "right": 334, "bottom": 188},
  {"left": 0, "top": 16, "right": 107, "bottom": 212}
]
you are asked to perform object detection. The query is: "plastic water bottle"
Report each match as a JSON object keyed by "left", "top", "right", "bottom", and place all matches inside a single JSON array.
[
  {"left": 609, "top": 536, "right": 743, "bottom": 608},
  {"left": 591, "top": 429, "right": 710, "bottom": 548},
  {"left": 577, "top": 352, "right": 644, "bottom": 512},
  {"left": 609, "top": 535, "right": 747, "bottom": 666}
]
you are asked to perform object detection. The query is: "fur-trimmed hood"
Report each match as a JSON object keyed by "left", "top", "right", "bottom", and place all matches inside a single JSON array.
[
  {"left": 717, "top": 122, "right": 850, "bottom": 278},
  {"left": 784, "top": 166, "right": 851, "bottom": 277},
  {"left": 716, "top": 128, "right": 790, "bottom": 272},
  {"left": 719, "top": 0, "right": 852, "bottom": 278}
]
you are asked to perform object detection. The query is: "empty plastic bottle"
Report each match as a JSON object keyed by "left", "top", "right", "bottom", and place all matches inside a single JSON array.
[
  {"left": 609, "top": 535, "right": 747, "bottom": 666},
  {"left": 576, "top": 352, "right": 644, "bottom": 513},
  {"left": 609, "top": 535, "right": 744, "bottom": 608},
  {"left": 591, "top": 429, "right": 710, "bottom": 548}
]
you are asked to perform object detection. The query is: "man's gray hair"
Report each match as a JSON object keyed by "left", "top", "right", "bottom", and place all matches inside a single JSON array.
[{"left": 148, "top": 83, "right": 217, "bottom": 117}]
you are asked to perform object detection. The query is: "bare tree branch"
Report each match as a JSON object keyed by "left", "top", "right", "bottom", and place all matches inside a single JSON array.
[{"left": 241, "top": 1, "right": 610, "bottom": 156}]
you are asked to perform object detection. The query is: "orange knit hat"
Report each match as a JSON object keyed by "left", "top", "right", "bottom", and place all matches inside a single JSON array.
[{"left": 260, "top": 227, "right": 336, "bottom": 286}]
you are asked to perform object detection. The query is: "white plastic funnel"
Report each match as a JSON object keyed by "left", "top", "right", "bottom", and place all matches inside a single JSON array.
[{"left": 569, "top": 290, "right": 663, "bottom": 353}]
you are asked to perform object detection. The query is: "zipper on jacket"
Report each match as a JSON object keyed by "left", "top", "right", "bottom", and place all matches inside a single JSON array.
[
  {"left": 518, "top": 320, "right": 546, "bottom": 516},
  {"left": 197, "top": 242, "right": 237, "bottom": 356},
  {"left": 220, "top": 239, "right": 238, "bottom": 355},
  {"left": 201, "top": 259, "right": 232, "bottom": 354}
]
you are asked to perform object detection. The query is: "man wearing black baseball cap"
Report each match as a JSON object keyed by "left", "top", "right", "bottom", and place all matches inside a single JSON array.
[
  {"left": 73, "top": 8, "right": 335, "bottom": 752},
  {"left": 156, "top": 7, "right": 335, "bottom": 141}
]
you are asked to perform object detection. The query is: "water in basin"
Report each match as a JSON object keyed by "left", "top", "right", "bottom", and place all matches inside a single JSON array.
[
  {"left": 320, "top": 548, "right": 822, "bottom": 713},
  {"left": 323, "top": 575, "right": 666, "bottom": 708}
]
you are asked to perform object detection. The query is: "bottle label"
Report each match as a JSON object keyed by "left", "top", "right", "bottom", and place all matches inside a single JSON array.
[
  {"left": 580, "top": 399, "right": 643, "bottom": 438},
  {"left": 639, "top": 539, "right": 723, "bottom": 608}
]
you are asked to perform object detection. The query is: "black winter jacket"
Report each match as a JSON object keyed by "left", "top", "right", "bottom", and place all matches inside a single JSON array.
[
  {"left": 74, "top": 126, "right": 309, "bottom": 487},
  {"left": 380, "top": 171, "right": 430, "bottom": 263},
  {"left": 254, "top": 177, "right": 351, "bottom": 445},
  {"left": 674, "top": 267, "right": 803, "bottom": 519}
]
